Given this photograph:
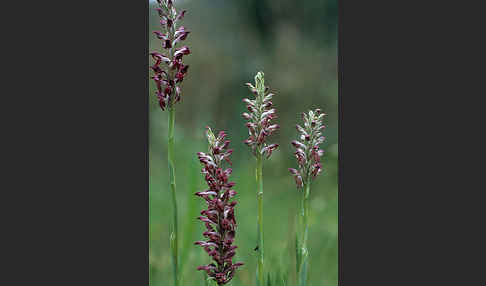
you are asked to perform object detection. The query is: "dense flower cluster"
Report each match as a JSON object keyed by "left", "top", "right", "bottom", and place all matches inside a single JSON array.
[
  {"left": 289, "top": 109, "right": 326, "bottom": 188},
  {"left": 242, "top": 72, "right": 279, "bottom": 158},
  {"left": 195, "top": 127, "right": 243, "bottom": 285},
  {"left": 150, "top": 0, "right": 191, "bottom": 110}
]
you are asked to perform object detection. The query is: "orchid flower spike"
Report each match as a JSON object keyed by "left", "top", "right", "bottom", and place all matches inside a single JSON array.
[
  {"left": 150, "top": 0, "right": 191, "bottom": 110},
  {"left": 289, "top": 109, "right": 326, "bottom": 188},
  {"left": 242, "top": 71, "right": 280, "bottom": 158},
  {"left": 195, "top": 127, "right": 243, "bottom": 285}
]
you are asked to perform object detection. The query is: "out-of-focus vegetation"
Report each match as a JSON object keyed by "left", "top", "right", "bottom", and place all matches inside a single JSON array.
[{"left": 149, "top": 0, "right": 338, "bottom": 285}]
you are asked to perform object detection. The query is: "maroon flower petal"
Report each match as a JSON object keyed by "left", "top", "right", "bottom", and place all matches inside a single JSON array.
[
  {"left": 176, "top": 10, "right": 186, "bottom": 21},
  {"left": 174, "top": 46, "right": 191, "bottom": 59}
]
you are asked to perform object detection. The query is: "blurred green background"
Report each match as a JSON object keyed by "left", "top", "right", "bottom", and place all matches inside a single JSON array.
[{"left": 149, "top": 0, "right": 338, "bottom": 285}]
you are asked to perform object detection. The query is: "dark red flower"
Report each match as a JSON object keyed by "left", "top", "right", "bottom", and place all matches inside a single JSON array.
[
  {"left": 162, "top": 39, "right": 172, "bottom": 49},
  {"left": 150, "top": 0, "right": 191, "bottom": 110},
  {"left": 166, "top": 18, "right": 173, "bottom": 28},
  {"left": 153, "top": 31, "right": 167, "bottom": 40},
  {"left": 173, "top": 26, "right": 190, "bottom": 45},
  {"left": 195, "top": 127, "right": 243, "bottom": 285},
  {"left": 174, "top": 46, "right": 191, "bottom": 59},
  {"left": 176, "top": 10, "right": 186, "bottom": 20},
  {"left": 179, "top": 64, "right": 189, "bottom": 74},
  {"left": 175, "top": 72, "right": 184, "bottom": 83}
]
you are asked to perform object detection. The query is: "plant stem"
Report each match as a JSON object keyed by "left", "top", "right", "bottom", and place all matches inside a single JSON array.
[
  {"left": 256, "top": 153, "right": 264, "bottom": 286},
  {"left": 302, "top": 181, "right": 310, "bottom": 251},
  {"left": 298, "top": 181, "right": 311, "bottom": 286},
  {"left": 168, "top": 106, "right": 178, "bottom": 286}
]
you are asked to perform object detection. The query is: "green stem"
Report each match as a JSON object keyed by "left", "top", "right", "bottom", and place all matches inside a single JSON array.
[
  {"left": 256, "top": 153, "right": 264, "bottom": 286},
  {"left": 298, "top": 182, "right": 311, "bottom": 286},
  {"left": 168, "top": 107, "right": 178, "bottom": 286},
  {"left": 302, "top": 182, "right": 310, "bottom": 251}
]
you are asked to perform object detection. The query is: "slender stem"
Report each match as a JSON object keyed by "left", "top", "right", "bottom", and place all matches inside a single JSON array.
[
  {"left": 302, "top": 182, "right": 310, "bottom": 249},
  {"left": 256, "top": 153, "right": 264, "bottom": 286},
  {"left": 298, "top": 181, "right": 311, "bottom": 286},
  {"left": 168, "top": 106, "right": 178, "bottom": 286}
]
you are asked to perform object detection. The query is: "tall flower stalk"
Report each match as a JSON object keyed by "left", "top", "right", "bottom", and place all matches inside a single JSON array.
[
  {"left": 242, "top": 71, "right": 279, "bottom": 286},
  {"left": 150, "top": 1, "right": 190, "bottom": 285},
  {"left": 289, "top": 109, "right": 326, "bottom": 286},
  {"left": 195, "top": 127, "right": 244, "bottom": 285}
]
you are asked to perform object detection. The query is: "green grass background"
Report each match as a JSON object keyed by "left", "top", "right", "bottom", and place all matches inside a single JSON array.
[{"left": 149, "top": 0, "right": 338, "bottom": 285}]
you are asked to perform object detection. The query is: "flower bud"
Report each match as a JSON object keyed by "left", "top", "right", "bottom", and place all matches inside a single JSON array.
[{"left": 176, "top": 10, "right": 186, "bottom": 21}]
